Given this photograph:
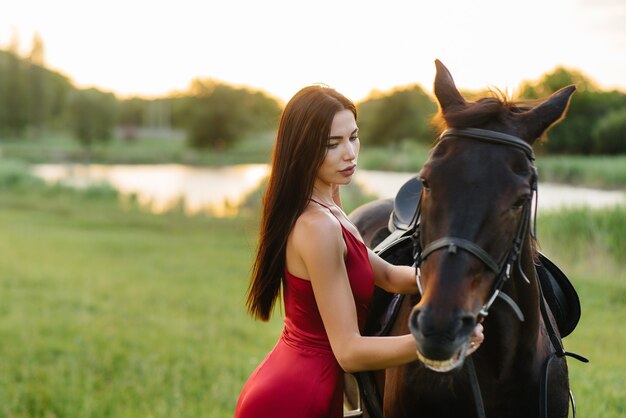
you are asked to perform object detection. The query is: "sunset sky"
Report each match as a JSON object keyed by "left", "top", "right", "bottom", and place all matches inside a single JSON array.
[{"left": 2, "top": 0, "right": 625, "bottom": 103}]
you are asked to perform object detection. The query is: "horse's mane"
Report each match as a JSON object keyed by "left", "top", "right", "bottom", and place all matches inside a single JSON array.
[{"left": 432, "top": 89, "right": 534, "bottom": 137}]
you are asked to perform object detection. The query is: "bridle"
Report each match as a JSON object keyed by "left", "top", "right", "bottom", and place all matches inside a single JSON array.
[
  {"left": 412, "top": 127, "right": 538, "bottom": 321},
  {"left": 407, "top": 127, "right": 586, "bottom": 418},
  {"left": 410, "top": 127, "right": 536, "bottom": 418}
]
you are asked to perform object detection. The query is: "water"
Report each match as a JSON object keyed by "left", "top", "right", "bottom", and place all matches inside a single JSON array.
[
  {"left": 33, "top": 164, "right": 626, "bottom": 217},
  {"left": 33, "top": 164, "right": 268, "bottom": 217}
]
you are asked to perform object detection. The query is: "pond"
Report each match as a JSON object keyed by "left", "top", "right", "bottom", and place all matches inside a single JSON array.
[{"left": 33, "top": 163, "right": 626, "bottom": 217}]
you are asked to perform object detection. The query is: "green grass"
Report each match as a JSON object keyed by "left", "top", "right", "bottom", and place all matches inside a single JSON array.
[
  {"left": 559, "top": 274, "right": 625, "bottom": 416},
  {"left": 0, "top": 166, "right": 624, "bottom": 417},
  {"left": 0, "top": 132, "right": 275, "bottom": 166},
  {"left": 358, "top": 140, "right": 432, "bottom": 173},
  {"left": 0, "top": 191, "right": 283, "bottom": 417},
  {"left": 535, "top": 206, "right": 626, "bottom": 416},
  {"left": 536, "top": 154, "right": 626, "bottom": 189}
]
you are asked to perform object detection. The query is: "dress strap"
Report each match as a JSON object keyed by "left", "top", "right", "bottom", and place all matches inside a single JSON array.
[
  {"left": 309, "top": 198, "right": 331, "bottom": 207},
  {"left": 309, "top": 198, "right": 331, "bottom": 209},
  {"left": 310, "top": 198, "right": 359, "bottom": 228},
  {"left": 309, "top": 198, "right": 342, "bottom": 222},
  {"left": 309, "top": 198, "right": 367, "bottom": 251}
]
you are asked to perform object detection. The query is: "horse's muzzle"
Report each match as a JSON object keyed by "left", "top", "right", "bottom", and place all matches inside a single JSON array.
[{"left": 408, "top": 306, "right": 475, "bottom": 372}]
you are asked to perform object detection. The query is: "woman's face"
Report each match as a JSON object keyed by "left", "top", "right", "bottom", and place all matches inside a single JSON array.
[{"left": 316, "top": 109, "right": 360, "bottom": 188}]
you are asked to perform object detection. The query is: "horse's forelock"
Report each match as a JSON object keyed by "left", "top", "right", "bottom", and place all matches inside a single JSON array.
[{"left": 432, "top": 90, "right": 531, "bottom": 139}]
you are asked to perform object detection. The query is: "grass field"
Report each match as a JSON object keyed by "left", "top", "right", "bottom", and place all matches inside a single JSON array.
[
  {"left": 0, "top": 133, "right": 275, "bottom": 167},
  {"left": 0, "top": 188, "right": 282, "bottom": 418},
  {"left": 0, "top": 170, "right": 624, "bottom": 417}
]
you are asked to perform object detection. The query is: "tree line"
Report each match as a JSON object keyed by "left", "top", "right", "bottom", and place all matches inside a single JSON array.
[
  {"left": 356, "top": 69, "right": 626, "bottom": 154},
  {"left": 0, "top": 40, "right": 282, "bottom": 152},
  {"left": 1, "top": 38, "right": 625, "bottom": 154}
]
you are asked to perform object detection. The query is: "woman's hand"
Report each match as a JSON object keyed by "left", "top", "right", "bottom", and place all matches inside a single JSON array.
[{"left": 467, "top": 322, "right": 484, "bottom": 355}]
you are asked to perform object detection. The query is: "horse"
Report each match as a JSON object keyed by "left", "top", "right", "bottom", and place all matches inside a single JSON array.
[{"left": 344, "top": 60, "right": 584, "bottom": 418}]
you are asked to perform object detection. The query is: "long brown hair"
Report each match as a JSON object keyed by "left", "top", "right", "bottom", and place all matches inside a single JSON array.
[{"left": 246, "top": 85, "right": 357, "bottom": 321}]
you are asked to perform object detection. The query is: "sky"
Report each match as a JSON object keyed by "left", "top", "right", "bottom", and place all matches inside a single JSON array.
[{"left": 2, "top": 0, "right": 625, "bottom": 103}]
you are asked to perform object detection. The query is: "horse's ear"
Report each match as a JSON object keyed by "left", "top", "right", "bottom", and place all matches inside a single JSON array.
[
  {"left": 522, "top": 85, "right": 576, "bottom": 142},
  {"left": 434, "top": 59, "right": 466, "bottom": 112}
]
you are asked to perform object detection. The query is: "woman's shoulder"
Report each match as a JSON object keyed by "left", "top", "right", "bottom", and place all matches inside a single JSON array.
[{"left": 291, "top": 204, "right": 343, "bottom": 251}]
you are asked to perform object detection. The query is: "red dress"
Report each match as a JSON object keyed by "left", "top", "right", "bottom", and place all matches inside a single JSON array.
[{"left": 234, "top": 202, "right": 375, "bottom": 418}]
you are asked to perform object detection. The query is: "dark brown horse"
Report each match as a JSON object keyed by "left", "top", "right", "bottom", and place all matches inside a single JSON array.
[{"left": 346, "top": 60, "right": 579, "bottom": 418}]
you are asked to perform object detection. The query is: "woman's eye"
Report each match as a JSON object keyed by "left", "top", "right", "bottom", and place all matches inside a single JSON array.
[
  {"left": 349, "top": 136, "right": 358, "bottom": 142},
  {"left": 327, "top": 143, "right": 338, "bottom": 149}
]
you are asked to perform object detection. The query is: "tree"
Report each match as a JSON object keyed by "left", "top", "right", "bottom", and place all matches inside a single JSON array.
[
  {"left": 592, "top": 108, "right": 626, "bottom": 154},
  {"left": 69, "top": 88, "right": 118, "bottom": 159},
  {"left": 184, "top": 79, "right": 281, "bottom": 150},
  {"left": 0, "top": 38, "right": 73, "bottom": 137},
  {"left": 357, "top": 85, "right": 438, "bottom": 146},
  {"left": 517, "top": 67, "right": 626, "bottom": 154},
  {"left": 117, "top": 97, "right": 147, "bottom": 141},
  {"left": 518, "top": 66, "right": 598, "bottom": 98},
  {"left": 1, "top": 32, "right": 29, "bottom": 137},
  {"left": 28, "top": 32, "right": 47, "bottom": 136}
]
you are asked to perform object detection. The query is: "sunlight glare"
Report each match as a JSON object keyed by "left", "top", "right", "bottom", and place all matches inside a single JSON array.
[{"left": 1, "top": 0, "right": 624, "bottom": 101}]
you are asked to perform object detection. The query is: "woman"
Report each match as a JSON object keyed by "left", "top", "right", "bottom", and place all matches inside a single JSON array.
[{"left": 235, "top": 85, "right": 483, "bottom": 417}]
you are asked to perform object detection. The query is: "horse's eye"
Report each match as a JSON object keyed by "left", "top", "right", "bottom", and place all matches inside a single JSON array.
[
  {"left": 512, "top": 195, "right": 530, "bottom": 210},
  {"left": 420, "top": 178, "right": 431, "bottom": 192}
]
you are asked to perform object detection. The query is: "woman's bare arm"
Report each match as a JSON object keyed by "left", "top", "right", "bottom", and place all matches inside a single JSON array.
[
  {"left": 368, "top": 249, "right": 418, "bottom": 295},
  {"left": 291, "top": 211, "right": 419, "bottom": 373}
]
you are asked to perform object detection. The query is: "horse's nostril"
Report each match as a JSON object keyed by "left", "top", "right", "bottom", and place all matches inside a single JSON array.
[{"left": 461, "top": 315, "right": 475, "bottom": 332}]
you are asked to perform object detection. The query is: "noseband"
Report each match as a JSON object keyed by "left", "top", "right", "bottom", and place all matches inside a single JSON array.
[{"left": 412, "top": 128, "right": 538, "bottom": 320}]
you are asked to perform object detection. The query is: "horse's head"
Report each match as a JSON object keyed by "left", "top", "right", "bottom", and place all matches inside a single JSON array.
[{"left": 408, "top": 60, "right": 575, "bottom": 372}]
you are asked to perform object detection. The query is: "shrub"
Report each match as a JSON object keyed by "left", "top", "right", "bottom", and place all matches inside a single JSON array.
[{"left": 592, "top": 108, "right": 626, "bottom": 154}]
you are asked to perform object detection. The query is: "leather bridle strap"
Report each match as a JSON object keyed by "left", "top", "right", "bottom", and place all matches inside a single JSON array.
[
  {"left": 415, "top": 199, "right": 531, "bottom": 320},
  {"left": 420, "top": 237, "right": 501, "bottom": 273},
  {"left": 441, "top": 128, "right": 536, "bottom": 161},
  {"left": 441, "top": 127, "right": 540, "bottom": 239},
  {"left": 466, "top": 357, "right": 486, "bottom": 418},
  {"left": 478, "top": 202, "right": 531, "bottom": 317}
]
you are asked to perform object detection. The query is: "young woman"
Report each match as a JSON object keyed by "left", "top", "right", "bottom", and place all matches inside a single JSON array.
[{"left": 235, "top": 85, "right": 483, "bottom": 418}]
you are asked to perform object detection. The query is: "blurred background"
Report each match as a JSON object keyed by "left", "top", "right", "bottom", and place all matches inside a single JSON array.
[{"left": 0, "top": 1, "right": 624, "bottom": 417}]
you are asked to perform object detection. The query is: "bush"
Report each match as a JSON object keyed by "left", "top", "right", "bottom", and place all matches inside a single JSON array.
[
  {"left": 69, "top": 88, "right": 118, "bottom": 149},
  {"left": 0, "top": 159, "right": 45, "bottom": 190},
  {"left": 358, "top": 85, "right": 438, "bottom": 146},
  {"left": 592, "top": 108, "right": 626, "bottom": 154},
  {"left": 518, "top": 67, "right": 626, "bottom": 154},
  {"left": 185, "top": 81, "right": 281, "bottom": 150}
]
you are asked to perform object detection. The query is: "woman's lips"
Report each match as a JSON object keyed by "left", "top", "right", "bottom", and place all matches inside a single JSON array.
[{"left": 340, "top": 165, "right": 356, "bottom": 176}]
